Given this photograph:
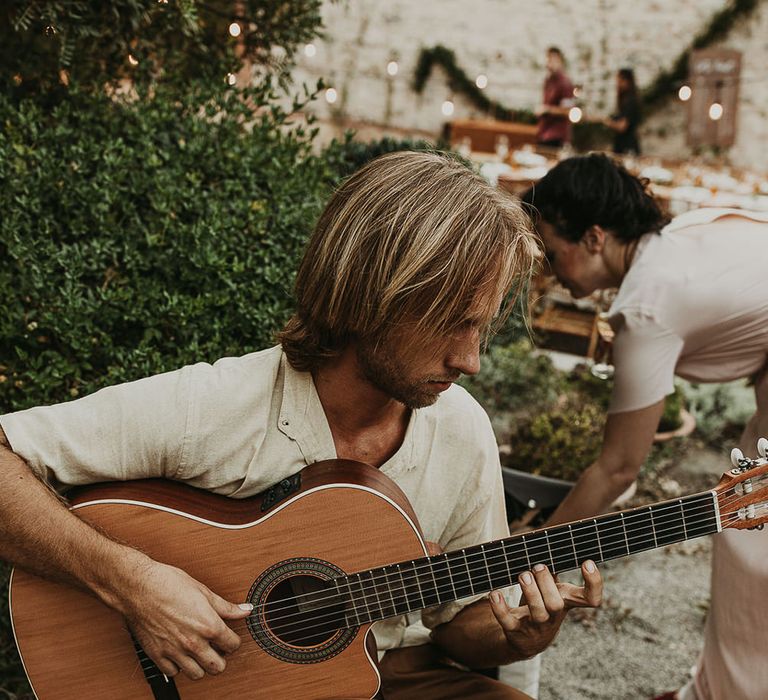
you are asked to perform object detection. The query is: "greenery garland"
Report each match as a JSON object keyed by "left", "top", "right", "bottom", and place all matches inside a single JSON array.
[
  {"left": 412, "top": 45, "right": 536, "bottom": 124},
  {"left": 412, "top": 0, "right": 762, "bottom": 123},
  {"left": 642, "top": 0, "right": 759, "bottom": 110}
]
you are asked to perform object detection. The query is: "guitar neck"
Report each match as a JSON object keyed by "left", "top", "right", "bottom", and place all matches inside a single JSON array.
[{"left": 336, "top": 491, "right": 720, "bottom": 625}]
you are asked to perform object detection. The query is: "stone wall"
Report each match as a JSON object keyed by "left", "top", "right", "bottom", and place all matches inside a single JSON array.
[{"left": 287, "top": 0, "right": 768, "bottom": 172}]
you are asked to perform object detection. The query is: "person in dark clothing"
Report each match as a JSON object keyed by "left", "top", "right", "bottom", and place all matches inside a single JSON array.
[
  {"left": 536, "top": 47, "right": 575, "bottom": 149},
  {"left": 604, "top": 68, "right": 641, "bottom": 155}
]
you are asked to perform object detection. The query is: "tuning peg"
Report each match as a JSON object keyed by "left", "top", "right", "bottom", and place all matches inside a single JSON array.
[
  {"left": 758, "top": 437, "right": 768, "bottom": 459},
  {"left": 731, "top": 448, "right": 745, "bottom": 467}
]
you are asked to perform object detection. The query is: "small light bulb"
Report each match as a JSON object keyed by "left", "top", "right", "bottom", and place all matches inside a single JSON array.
[
  {"left": 229, "top": 22, "right": 241, "bottom": 37},
  {"left": 678, "top": 85, "right": 692, "bottom": 101},
  {"left": 475, "top": 74, "right": 488, "bottom": 89},
  {"left": 568, "top": 106, "right": 583, "bottom": 123},
  {"left": 304, "top": 43, "right": 316, "bottom": 58},
  {"left": 709, "top": 102, "right": 724, "bottom": 120},
  {"left": 128, "top": 54, "right": 139, "bottom": 67},
  {"left": 325, "top": 87, "right": 338, "bottom": 104},
  {"left": 226, "top": 73, "right": 237, "bottom": 86},
  {"left": 441, "top": 100, "right": 455, "bottom": 117},
  {"left": 387, "top": 61, "right": 399, "bottom": 76}
]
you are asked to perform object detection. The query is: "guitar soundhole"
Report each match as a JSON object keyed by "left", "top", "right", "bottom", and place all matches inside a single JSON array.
[
  {"left": 247, "top": 557, "right": 358, "bottom": 664},
  {"left": 264, "top": 574, "right": 344, "bottom": 647}
]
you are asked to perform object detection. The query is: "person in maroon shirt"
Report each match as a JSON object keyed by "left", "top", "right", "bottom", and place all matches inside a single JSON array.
[{"left": 536, "top": 47, "right": 575, "bottom": 148}]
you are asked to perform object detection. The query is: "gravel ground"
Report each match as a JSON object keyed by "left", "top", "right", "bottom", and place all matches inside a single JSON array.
[{"left": 535, "top": 443, "right": 731, "bottom": 700}]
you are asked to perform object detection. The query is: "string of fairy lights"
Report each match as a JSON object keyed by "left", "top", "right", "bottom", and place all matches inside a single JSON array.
[
  {"left": 30, "top": 10, "right": 744, "bottom": 127},
  {"left": 299, "top": 41, "right": 748, "bottom": 125}
]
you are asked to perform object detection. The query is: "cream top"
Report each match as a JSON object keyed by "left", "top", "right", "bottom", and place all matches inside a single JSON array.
[
  {"left": 0, "top": 345, "right": 509, "bottom": 651},
  {"left": 607, "top": 208, "right": 768, "bottom": 414}
]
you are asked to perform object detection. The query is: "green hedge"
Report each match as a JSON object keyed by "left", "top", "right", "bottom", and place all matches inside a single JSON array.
[{"left": 0, "top": 81, "right": 336, "bottom": 412}]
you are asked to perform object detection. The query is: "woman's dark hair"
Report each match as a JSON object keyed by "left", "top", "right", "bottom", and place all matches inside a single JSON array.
[
  {"left": 617, "top": 68, "right": 637, "bottom": 95},
  {"left": 520, "top": 153, "right": 669, "bottom": 243}
]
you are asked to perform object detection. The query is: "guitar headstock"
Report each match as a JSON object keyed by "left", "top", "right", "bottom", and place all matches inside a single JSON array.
[{"left": 715, "top": 438, "right": 768, "bottom": 531}]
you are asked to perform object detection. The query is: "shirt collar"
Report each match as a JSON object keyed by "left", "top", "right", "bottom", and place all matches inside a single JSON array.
[{"left": 277, "top": 350, "right": 421, "bottom": 474}]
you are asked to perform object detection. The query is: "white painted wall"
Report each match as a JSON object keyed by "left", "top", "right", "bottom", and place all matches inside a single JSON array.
[{"left": 287, "top": 0, "right": 768, "bottom": 171}]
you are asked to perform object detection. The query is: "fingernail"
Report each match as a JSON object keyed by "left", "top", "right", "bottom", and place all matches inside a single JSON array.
[
  {"left": 491, "top": 591, "right": 501, "bottom": 604},
  {"left": 239, "top": 603, "right": 254, "bottom": 611},
  {"left": 521, "top": 572, "right": 533, "bottom": 585},
  {"left": 533, "top": 563, "right": 546, "bottom": 573},
  {"left": 584, "top": 560, "right": 596, "bottom": 573}
]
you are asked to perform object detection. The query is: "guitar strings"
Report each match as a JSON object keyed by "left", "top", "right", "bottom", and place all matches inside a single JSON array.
[
  {"left": 229, "top": 489, "right": 751, "bottom": 631},
  {"left": 231, "top": 506, "right": 739, "bottom": 641},
  {"left": 195, "top": 496, "right": 744, "bottom": 650},
  {"left": 136, "top": 506, "right": 741, "bottom": 679},
  {"left": 236, "top": 488, "right": 744, "bottom": 625},
  {"left": 134, "top": 480, "right": 760, "bottom": 677},
  {"left": 138, "top": 508, "right": 745, "bottom": 679}
]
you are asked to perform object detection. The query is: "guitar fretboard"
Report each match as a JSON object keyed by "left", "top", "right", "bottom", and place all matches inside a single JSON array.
[{"left": 334, "top": 491, "right": 719, "bottom": 626}]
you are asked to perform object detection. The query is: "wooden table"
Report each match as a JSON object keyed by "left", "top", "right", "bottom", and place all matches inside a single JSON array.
[{"left": 449, "top": 119, "right": 538, "bottom": 153}]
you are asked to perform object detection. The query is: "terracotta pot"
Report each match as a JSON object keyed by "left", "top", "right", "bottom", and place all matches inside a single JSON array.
[{"left": 654, "top": 408, "right": 696, "bottom": 442}]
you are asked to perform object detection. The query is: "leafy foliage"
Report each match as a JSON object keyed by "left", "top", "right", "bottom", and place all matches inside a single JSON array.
[
  {"left": 0, "top": 80, "right": 335, "bottom": 412},
  {"left": 1, "top": 0, "right": 323, "bottom": 96},
  {"left": 412, "top": 45, "right": 537, "bottom": 123},
  {"left": 503, "top": 396, "right": 606, "bottom": 482}
]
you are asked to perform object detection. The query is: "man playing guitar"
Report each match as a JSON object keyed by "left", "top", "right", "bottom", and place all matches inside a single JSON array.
[{"left": 0, "top": 151, "right": 602, "bottom": 699}]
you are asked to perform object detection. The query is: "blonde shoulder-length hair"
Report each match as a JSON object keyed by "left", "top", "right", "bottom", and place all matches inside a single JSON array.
[{"left": 278, "top": 150, "right": 540, "bottom": 371}]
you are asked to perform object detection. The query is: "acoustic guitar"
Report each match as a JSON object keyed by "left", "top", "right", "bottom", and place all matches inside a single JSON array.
[{"left": 9, "top": 440, "right": 768, "bottom": 700}]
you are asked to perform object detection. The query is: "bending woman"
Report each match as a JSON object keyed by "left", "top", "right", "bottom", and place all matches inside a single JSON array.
[{"left": 521, "top": 153, "right": 768, "bottom": 700}]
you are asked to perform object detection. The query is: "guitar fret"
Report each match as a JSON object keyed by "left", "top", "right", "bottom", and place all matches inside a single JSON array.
[
  {"left": 501, "top": 540, "right": 513, "bottom": 582},
  {"left": 444, "top": 552, "right": 457, "bottom": 599},
  {"left": 680, "top": 499, "right": 688, "bottom": 540},
  {"left": 522, "top": 535, "right": 531, "bottom": 570},
  {"left": 620, "top": 513, "right": 630, "bottom": 553},
  {"left": 446, "top": 550, "right": 473, "bottom": 599},
  {"left": 569, "top": 525, "right": 579, "bottom": 564},
  {"left": 425, "top": 558, "right": 441, "bottom": 607},
  {"left": 544, "top": 531, "right": 555, "bottom": 572},
  {"left": 649, "top": 506, "right": 659, "bottom": 548},
  {"left": 480, "top": 545, "right": 493, "bottom": 591},
  {"left": 366, "top": 570, "right": 383, "bottom": 620},
  {"left": 342, "top": 577, "right": 361, "bottom": 627},
  {"left": 413, "top": 561, "right": 426, "bottom": 609},
  {"left": 547, "top": 525, "right": 578, "bottom": 573},
  {"left": 463, "top": 550, "right": 475, "bottom": 595},
  {"left": 384, "top": 567, "right": 398, "bottom": 618},
  {"left": 594, "top": 519, "right": 604, "bottom": 561},
  {"left": 396, "top": 565, "right": 408, "bottom": 614},
  {"left": 356, "top": 573, "right": 373, "bottom": 622},
  {"left": 483, "top": 541, "right": 507, "bottom": 590}
]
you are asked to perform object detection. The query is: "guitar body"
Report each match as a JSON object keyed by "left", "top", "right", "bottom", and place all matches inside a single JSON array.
[{"left": 10, "top": 460, "right": 429, "bottom": 700}]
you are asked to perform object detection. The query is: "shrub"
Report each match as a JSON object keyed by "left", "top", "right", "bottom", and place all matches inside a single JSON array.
[
  {"left": 681, "top": 379, "right": 756, "bottom": 445},
  {"left": 460, "top": 339, "right": 566, "bottom": 434},
  {"left": 502, "top": 396, "right": 606, "bottom": 482},
  {"left": 0, "top": 81, "right": 336, "bottom": 412}
]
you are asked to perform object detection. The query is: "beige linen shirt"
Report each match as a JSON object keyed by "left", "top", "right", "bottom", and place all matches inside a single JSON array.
[
  {"left": 607, "top": 208, "right": 768, "bottom": 413},
  {"left": 0, "top": 345, "right": 509, "bottom": 652}
]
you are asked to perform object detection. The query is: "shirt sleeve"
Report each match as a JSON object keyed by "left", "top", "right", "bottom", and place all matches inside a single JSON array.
[
  {"left": 0, "top": 366, "right": 193, "bottom": 490},
  {"left": 608, "top": 309, "right": 684, "bottom": 414},
  {"left": 420, "top": 417, "right": 511, "bottom": 630},
  {"left": 558, "top": 75, "right": 575, "bottom": 108}
]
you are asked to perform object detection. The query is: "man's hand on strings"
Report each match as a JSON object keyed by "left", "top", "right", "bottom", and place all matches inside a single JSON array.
[
  {"left": 115, "top": 557, "right": 252, "bottom": 680},
  {"left": 489, "top": 560, "right": 602, "bottom": 659}
]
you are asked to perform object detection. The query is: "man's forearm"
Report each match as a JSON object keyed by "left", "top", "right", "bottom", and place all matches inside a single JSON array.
[
  {"left": 430, "top": 599, "right": 520, "bottom": 668},
  {"left": 0, "top": 441, "right": 150, "bottom": 612}
]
